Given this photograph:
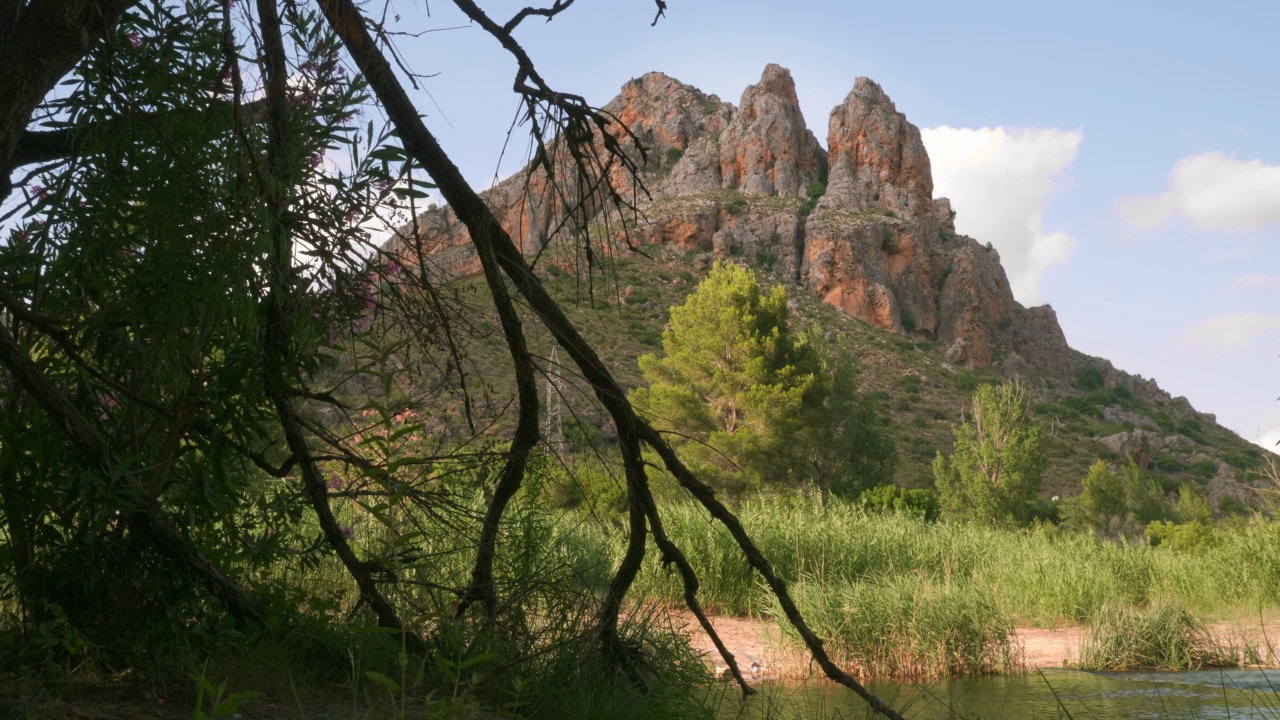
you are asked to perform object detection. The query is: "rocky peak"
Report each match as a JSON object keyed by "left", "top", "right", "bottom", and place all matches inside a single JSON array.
[
  {"left": 822, "top": 77, "right": 934, "bottom": 217},
  {"left": 717, "top": 64, "right": 826, "bottom": 197},
  {"left": 605, "top": 72, "right": 733, "bottom": 158},
  {"left": 395, "top": 65, "right": 1075, "bottom": 380}
]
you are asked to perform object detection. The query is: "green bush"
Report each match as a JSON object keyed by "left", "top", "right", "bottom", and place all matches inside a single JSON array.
[
  {"left": 1077, "top": 601, "right": 1236, "bottom": 671},
  {"left": 859, "top": 484, "right": 941, "bottom": 522},
  {"left": 1077, "top": 367, "right": 1105, "bottom": 391},
  {"left": 881, "top": 227, "right": 898, "bottom": 253},
  {"left": 774, "top": 575, "right": 1016, "bottom": 679},
  {"left": 1145, "top": 520, "right": 1215, "bottom": 551}
]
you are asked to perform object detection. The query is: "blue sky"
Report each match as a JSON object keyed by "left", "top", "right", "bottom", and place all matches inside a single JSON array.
[{"left": 385, "top": 0, "right": 1280, "bottom": 450}]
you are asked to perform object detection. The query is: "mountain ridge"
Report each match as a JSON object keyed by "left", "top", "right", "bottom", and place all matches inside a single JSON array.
[{"left": 388, "top": 64, "right": 1273, "bottom": 505}]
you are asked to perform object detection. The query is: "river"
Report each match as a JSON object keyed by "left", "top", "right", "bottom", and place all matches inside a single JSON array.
[{"left": 712, "top": 669, "right": 1280, "bottom": 719}]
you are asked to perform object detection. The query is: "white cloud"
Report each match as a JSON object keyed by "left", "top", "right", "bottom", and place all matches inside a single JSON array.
[
  {"left": 1233, "top": 274, "right": 1280, "bottom": 290},
  {"left": 1179, "top": 312, "right": 1280, "bottom": 351},
  {"left": 1118, "top": 152, "right": 1280, "bottom": 231},
  {"left": 1258, "top": 426, "right": 1280, "bottom": 455},
  {"left": 921, "top": 126, "right": 1083, "bottom": 304}
]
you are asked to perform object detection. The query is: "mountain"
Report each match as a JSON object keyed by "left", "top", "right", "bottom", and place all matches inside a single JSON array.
[{"left": 388, "top": 65, "right": 1274, "bottom": 508}]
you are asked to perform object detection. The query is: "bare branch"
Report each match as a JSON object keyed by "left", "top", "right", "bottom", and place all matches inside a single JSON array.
[
  {"left": 502, "top": 0, "right": 574, "bottom": 32},
  {"left": 316, "top": 1, "right": 905, "bottom": 714}
]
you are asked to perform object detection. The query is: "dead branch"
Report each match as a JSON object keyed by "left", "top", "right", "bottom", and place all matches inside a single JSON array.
[{"left": 315, "top": 1, "right": 904, "bottom": 715}]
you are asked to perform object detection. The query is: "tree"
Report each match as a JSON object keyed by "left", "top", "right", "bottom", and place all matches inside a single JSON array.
[
  {"left": 802, "top": 341, "right": 898, "bottom": 496},
  {"left": 1062, "top": 459, "right": 1173, "bottom": 538},
  {"left": 631, "top": 262, "right": 818, "bottom": 495},
  {"left": 934, "top": 383, "right": 1046, "bottom": 526},
  {"left": 631, "top": 262, "right": 895, "bottom": 498},
  {"left": 0, "top": 0, "right": 907, "bottom": 712}
]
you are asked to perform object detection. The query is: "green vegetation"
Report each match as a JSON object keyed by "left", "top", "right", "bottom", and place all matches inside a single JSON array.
[
  {"left": 1076, "top": 601, "right": 1238, "bottom": 671},
  {"left": 7, "top": 2, "right": 1280, "bottom": 714},
  {"left": 773, "top": 575, "right": 1017, "bottom": 679},
  {"left": 934, "top": 384, "right": 1046, "bottom": 526},
  {"left": 632, "top": 263, "right": 894, "bottom": 497},
  {"left": 601, "top": 499, "right": 1280, "bottom": 624}
]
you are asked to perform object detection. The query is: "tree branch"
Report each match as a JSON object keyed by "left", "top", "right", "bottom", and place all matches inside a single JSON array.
[
  {"left": 11, "top": 100, "right": 267, "bottom": 167},
  {"left": 502, "top": 0, "right": 574, "bottom": 32},
  {"left": 257, "top": 0, "right": 419, "bottom": 651},
  {"left": 1, "top": 0, "right": 145, "bottom": 192},
  {"left": 316, "top": 1, "right": 903, "bottom": 715}
]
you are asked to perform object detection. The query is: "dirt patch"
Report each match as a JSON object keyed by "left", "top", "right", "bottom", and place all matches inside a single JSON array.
[{"left": 667, "top": 610, "right": 1084, "bottom": 680}]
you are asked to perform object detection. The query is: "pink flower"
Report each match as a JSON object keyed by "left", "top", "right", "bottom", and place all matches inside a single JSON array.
[
  {"left": 384, "top": 259, "right": 400, "bottom": 276},
  {"left": 127, "top": 32, "right": 141, "bottom": 48},
  {"left": 327, "top": 473, "right": 342, "bottom": 491},
  {"left": 29, "top": 184, "right": 47, "bottom": 200},
  {"left": 338, "top": 525, "right": 353, "bottom": 540},
  {"left": 355, "top": 315, "right": 372, "bottom": 332}
]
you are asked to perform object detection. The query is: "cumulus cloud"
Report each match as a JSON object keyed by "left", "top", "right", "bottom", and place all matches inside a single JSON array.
[
  {"left": 1179, "top": 312, "right": 1280, "bottom": 351},
  {"left": 921, "top": 126, "right": 1083, "bottom": 304},
  {"left": 1118, "top": 152, "right": 1280, "bottom": 230},
  {"left": 1233, "top": 274, "right": 1280, "bottom": 290}
]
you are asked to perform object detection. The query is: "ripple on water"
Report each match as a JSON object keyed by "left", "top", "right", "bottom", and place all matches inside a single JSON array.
[{"left": 713, "top": 669, "right": 1280, "bottom": 719}]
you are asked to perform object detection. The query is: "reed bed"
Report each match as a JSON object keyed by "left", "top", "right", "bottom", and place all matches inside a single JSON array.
[
  {"left": 1076, "top": 601, "right": 1239, "bottom": 671},
  {"left": 597, "top": 498, "right": 1280, "bottom": 625},
  {"left": 575, "top": 497, "right": 1280, "bottom": 677}
]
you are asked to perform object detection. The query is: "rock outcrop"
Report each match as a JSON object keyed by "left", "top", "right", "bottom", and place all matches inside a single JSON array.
[
  {"left": 392, "top": 65, "right": 1079, "bottom": 380},
  {"left": 717, "top": 64, "right": 826, "bottom": 197}
]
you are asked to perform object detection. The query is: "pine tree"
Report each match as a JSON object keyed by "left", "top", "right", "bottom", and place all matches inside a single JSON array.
[{"left": 631, "top": 262, "right": 820, "bottom": 495}]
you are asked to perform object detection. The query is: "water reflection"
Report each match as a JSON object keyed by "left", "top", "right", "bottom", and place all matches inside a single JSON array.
[{"left": 714, "top": 669, "right": 1280, "bottom": 719}]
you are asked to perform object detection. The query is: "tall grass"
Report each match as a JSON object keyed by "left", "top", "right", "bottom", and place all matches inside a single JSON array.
[
  {"left": 596, "top": 497, "right": 1280, "bottom": 626},
  {"left": 771, "top": 575, "right": 1018, "bottom": 679},
  {"left": 1076, "top": 600, "right": 1238, "bottom": 671},
  {"left": 572, "top": 496, "right": 1280, "bottom": 678}
]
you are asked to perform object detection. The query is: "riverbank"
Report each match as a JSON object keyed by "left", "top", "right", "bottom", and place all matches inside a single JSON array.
[{"left": 669, "top": 611, "right": 1280, "bottom": 681}]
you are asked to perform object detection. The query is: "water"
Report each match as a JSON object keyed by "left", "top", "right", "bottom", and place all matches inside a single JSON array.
[{"left": 712, "top": 669, "right": 1280, "bottom": 719}]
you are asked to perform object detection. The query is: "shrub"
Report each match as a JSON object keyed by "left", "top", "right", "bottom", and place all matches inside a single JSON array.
[
  {"left": 881, "top": 227, "right": 898, "bottom": 253},
  {"left": 1077, "top": 601, "right": 1236, "bottom": 671},
  {"left": 935, "top": 383, "right": 1046, "bottom": 526},
  {"left": 1077, "top": 367, "right": 1105, "bottom": 391},
  {"left": 665, "top": 147, "right": 683, "bottom": 164},
  {"left": 774, "top": 576, "right": 1016, "bottom": 679},
  {"left": 859, "top": 484, "right": 941, "bottom": 522},
  {"left": 1145, "top": 520, "right": 1215, "bottom": 551}
]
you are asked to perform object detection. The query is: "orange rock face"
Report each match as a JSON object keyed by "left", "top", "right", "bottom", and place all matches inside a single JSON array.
[
  {"left": 718, "top": 64, "right": 826, "bottom": 197},
  {"left": 393, "top": 66, "right": 1076, "bottom": 377}
]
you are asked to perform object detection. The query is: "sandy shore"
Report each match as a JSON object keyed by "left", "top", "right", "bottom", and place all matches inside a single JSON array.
[{"left": 668, "top": 610, "right": 1280, "bottom": 681}]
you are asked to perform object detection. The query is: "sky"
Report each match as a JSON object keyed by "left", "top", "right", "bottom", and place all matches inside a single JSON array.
[{"left": 368, "top": 1, "right": 1278, "bottom": 450}]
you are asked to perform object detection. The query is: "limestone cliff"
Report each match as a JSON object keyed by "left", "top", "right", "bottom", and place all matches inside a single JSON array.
[{"left": 392, "top": 66, "right": 1081, "bottom": 382}]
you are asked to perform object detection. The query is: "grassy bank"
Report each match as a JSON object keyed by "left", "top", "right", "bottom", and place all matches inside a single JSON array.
[{"left": 576, "top": 497, "right": 1280, "bottom": 677}]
